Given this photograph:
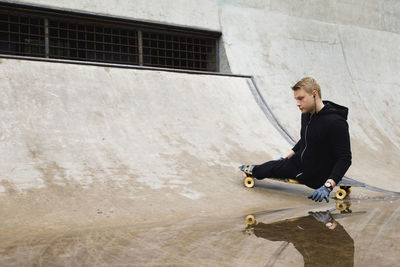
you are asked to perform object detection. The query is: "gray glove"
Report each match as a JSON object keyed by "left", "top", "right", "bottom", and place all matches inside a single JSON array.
[{"left": 308, "top": 186, "right": 330, "bottom": 202}]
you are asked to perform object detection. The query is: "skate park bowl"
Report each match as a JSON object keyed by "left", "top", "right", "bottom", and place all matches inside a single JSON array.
[
  {"left": 1, "top": 57, "right": 400, "bottom": 266},
  {"left": 1, "top": 0, "right": 400, "bottom": 266}
]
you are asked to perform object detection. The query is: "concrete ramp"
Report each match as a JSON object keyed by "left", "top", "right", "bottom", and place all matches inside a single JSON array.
[
  {"left": 220, "top": 4, "right": 400, "bottom": 190},
  {"left": 0, "top": 58, "right": 315, "bottom": 233}
]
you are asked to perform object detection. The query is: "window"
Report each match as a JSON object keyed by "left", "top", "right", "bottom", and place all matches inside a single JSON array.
[{"left": 0, "top": 3, "right": 220, "bottom": 71}]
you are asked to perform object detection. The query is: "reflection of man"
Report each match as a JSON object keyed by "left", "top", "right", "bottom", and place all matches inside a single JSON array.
[{"left": 250, "top": 211, "right": 354, "bottom": 266}]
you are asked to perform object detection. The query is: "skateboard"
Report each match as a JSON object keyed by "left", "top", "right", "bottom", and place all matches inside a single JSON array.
[{"left": 241, "top": 169, "right": 365, "bottom": 200}]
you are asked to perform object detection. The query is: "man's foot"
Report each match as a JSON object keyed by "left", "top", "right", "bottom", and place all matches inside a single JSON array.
[{"left": 239, "top": 164, "right": 255, "bottom": 177}]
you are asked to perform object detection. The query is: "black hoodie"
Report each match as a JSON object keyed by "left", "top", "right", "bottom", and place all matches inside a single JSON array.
[{"left": 292, "top": 101, "right": 352, "bottom": 189}]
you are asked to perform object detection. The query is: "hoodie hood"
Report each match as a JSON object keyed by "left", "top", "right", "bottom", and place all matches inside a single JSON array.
[{"left": 319, "top": 100, "right": 349, "bottom": 120}]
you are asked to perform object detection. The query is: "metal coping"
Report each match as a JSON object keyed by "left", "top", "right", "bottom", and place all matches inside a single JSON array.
[{"left": 0, "top": 53, "right": 249, "bottom": 78}]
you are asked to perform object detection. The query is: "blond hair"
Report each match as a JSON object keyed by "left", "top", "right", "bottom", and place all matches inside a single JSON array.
[{"left": 291, "top": 77, "right": 321, "bottom": 98}]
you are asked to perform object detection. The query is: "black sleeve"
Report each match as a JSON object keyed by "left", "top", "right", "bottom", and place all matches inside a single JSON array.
[
  {"left": 292, "top": 139, "right": 302, "bottom": 153},
  {"left": 328, "top": 118, "right": 352, "bottom": 184},
  {"left": 292, "top": 114, "right": 305, "bottom": 153}
]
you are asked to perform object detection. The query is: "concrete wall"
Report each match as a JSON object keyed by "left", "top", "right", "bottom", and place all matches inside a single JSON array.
[
  {"left": 9, "top": 0, "right": 400, "bottom": 33},
  {"left": 2, "top": 0, "right": 400, "bottom": 189}
]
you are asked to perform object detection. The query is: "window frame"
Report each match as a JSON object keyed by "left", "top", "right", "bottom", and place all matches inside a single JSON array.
[{"left": 0, "top": 1, "right": 221, "bottom": 72}]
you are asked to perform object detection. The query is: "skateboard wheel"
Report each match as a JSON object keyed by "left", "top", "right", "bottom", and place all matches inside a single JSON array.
[
  {"left": 336, "top": 189, "right": 347, "bottom": 200},
  {"left": 336, "top": 201, "right": 347, "bottom": 211},
  {"left": 244, "top": 177, "right": 255, "bottom": 188},
  {"left": 245, "top": 215, "right": 256, "bottom": 225}
]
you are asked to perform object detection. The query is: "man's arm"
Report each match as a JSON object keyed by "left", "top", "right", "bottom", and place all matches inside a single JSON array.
[
  {"left": 328, "top": 119, "right": 352, "bottom": 185},
  {"left": 309, "top": 119, "right": 351, "bottom": 203}
]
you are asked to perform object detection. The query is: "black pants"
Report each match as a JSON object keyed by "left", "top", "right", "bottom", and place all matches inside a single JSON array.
[{"left": 252, "top": 158, "right": 303, "bottom": 181}]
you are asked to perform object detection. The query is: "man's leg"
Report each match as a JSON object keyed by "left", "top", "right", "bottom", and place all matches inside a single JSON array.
[{"left": 251, "top": 158, "right": 301, "bottom": 180}]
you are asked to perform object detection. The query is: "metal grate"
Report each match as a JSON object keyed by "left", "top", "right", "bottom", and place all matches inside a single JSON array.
[
  {"left": 48, "top": 20, "right": 138, "bottom": 64},
  {"left": 0, "top": 11, "right": 45, "bottom": 57},
  {"left": 0, "top": 4, "right": 219, "bottom": 72},
  {"left": 142, "top": 31, "right": 216, "bottom": 71}
]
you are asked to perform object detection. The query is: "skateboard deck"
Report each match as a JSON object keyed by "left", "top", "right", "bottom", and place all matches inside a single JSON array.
[{"left": 242, "top": 170, "right": 365, "bottom": 200}]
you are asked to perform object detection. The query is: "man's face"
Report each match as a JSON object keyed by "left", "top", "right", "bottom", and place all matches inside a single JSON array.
[{"left": 294, "top": 88, "right": 314, "bottom": 114}]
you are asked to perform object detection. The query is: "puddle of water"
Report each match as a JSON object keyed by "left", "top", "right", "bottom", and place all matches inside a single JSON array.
[
  {"left": 0, "top": 198, "right": 399, "bottom": 266},
  {"left": 244, "top": 203, "right": 357, "bottom": 266}
]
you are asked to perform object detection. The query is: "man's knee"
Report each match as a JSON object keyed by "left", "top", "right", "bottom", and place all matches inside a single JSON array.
[{"left": 252, "top": 158, "right": 287, "bottom": 179}]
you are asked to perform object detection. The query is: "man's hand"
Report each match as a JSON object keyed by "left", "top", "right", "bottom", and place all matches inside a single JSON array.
[{"left": 308, "top": 186, "right": 330, "bottom": 202}]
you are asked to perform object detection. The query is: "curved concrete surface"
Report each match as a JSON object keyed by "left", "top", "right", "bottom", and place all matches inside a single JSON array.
[
  {"left": 0, "top": 57, "right": 398, "bottom": 266},
  {"left": 11, "top": 0, "right": 400, "bottom": 192},
  {"left": 0, "top": 58, "right": 311, "bottom": 236},
  {"left": 1, "top": 0, "right": 400, "bottom": 265},
  {"left": 219, "top": 3, "right": 400, "bottom": 190}
]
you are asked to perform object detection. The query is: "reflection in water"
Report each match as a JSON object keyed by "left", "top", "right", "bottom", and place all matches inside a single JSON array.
[{"left": 244, "top": 201, "right": 365, "bottom": 267}]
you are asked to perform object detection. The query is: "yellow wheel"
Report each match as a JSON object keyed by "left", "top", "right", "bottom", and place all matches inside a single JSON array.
[
  {"left": 336, "top": 189, "right": 347, "bottom": 200},
  {"left": 346, "top": 188, "right": 351, "bottom": 195},
  {"left": 245, "top": 215, "right": 256, "bottom": 225},
  {"left": 336, "top": 201, "right": 347, "bottom": 211},
  {"left": 244, "top": 177, "right": 255, "bottom": 188}
]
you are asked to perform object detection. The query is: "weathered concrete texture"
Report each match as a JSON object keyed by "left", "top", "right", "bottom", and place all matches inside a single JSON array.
[
  {"left": 1, "top": 1, "right": 400, "bottom": 264},
  {"left": 0, "top": 58, "right": 315, "bottom": 232},
  {"left": 220, "top": 4, "right": 400, "bottom": 190},
  {"left": 267, "top": 0, "right": 400, "bottom": 34},
  {"left": 11, "top": 0, "right": 400, "bottom": 34},
  {"left": 9, "top": 0, "right": 221, "bottom": 31}
]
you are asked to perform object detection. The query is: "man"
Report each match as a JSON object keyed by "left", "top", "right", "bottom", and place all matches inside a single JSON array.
[{"left": 240, "top": 77, "right": 352, "bottom": 202}]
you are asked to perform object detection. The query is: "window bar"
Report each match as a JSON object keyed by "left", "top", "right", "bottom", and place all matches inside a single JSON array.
[
  {"left": 27, "top": 16, "right": 31, "bottom": 55},
  {"left": 157, "top": 33, "right": 160, "bottom": 66},
  {"left": 44, "top": 18, "right": 49, "bottom": 58},
  {"left": 7, "top": 13, "right": 10, "bottom": 53},
  {"left": 185, "top": 37, "right": 188, "bottom": 69},
  {"left": 215, "top": 39, "right": 219, "bottom": 72},
  {"left": 138, "top": 30, "right": 143, "bottom": 66}
]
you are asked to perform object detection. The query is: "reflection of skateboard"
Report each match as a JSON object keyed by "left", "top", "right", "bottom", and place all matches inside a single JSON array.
[
  {"left": 244, "top": 200, "right": 366, "bottom": 227},
  {"left": 242, "top": 173, "right": 365, "bottom": 200}
]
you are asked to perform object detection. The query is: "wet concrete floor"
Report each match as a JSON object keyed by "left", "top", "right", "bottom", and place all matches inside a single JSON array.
[{"left": 1, "top": 196, "right": 399, "bottom": 266}]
